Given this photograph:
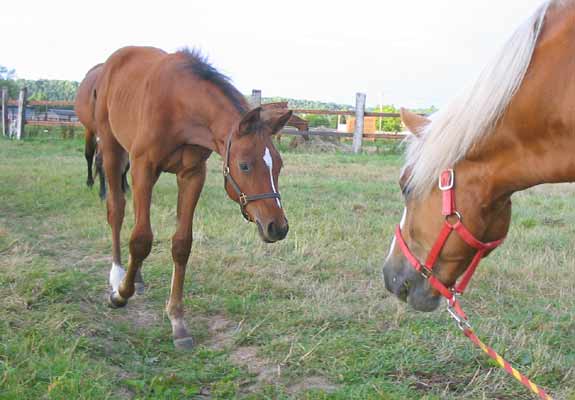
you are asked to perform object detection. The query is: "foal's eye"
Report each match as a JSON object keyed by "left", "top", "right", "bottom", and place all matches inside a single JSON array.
[{"left": 239, "top": 162, "right": 250, "bottom": 173}]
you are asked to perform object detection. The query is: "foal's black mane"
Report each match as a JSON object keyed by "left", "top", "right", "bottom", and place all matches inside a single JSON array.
[{"left": 178, "top": 48, "right": 249, "bottom": 115}]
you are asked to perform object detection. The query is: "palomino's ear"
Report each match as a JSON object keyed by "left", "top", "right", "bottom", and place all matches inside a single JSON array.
[
  {"left": 269, "top": 110, "right": 293, "bottom": 135},
  {"left": 400, "top": 108, "right": 430, "bottom": 137},
  {"left": 238, "top": 107, "right": 262, "bottom": 136}
]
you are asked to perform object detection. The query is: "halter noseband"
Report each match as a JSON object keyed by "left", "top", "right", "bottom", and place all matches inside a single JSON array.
[
  {"left": 222, "top": 133, "right": 281, "bottom": 221},
  {"left": 395, "top": 169, "right": 505, "bottom": 313}
]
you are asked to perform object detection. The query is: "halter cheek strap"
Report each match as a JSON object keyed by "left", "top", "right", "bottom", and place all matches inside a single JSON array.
[
  {"left": 222, "top": 133, "right": 281, "bottom": 221},
  {"left": 395, "top": 169, "right": 505, "bottom": 307}
]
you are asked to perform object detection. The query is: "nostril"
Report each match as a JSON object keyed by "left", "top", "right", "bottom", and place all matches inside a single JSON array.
[
  {"left": 266, "top": 221, "right": 288, "bottom": 240},
  {"left": 267, "top": 221, "right": 277, "bottom": 237}
]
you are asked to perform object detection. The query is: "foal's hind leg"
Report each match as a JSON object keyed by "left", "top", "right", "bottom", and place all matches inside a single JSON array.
[
  {"left": 167, "top": 162, "right": 206, "bottom": 350},
  {"left": 111, "top": 161, "right": 158, "bottom": 306}
]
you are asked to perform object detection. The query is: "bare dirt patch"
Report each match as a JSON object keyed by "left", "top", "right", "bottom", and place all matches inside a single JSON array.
[
  {"left": 230, "top": 346, "right": 280, "bottom": 391},
  {"left": 117, "top": 297, "right": 161, "bottom": 330},
  {"left": 286, "top": 376, "right": 339, "bottom": 395},
  {"left": 229, "top": 345, "right": 339, "bottom": 396},
  {"left": 200, "top": 314, "right": 238, "bottom": 350}
]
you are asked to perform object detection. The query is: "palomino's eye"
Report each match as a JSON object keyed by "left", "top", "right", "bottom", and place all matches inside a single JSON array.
[{"left": 239, "top": 162, "right": 250, "bottom": 173}]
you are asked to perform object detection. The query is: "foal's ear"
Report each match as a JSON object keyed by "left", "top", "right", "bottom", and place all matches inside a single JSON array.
[
  {"left": 269, "top": 110, "right": 293, "bottom": 135},
  {"left": 238, "top": 107, "right": 262, "bottom": 136},
  {"left": 400, "top": 108, "right": 430, "bottom": 137}
]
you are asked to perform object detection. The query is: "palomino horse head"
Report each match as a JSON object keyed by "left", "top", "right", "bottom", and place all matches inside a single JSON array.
[
  {"left": 382, "top": 109, "right": 512, "bottom": 311},
  {"left": 381, "top": 0, "right": 556, "bottom": 313},
  {"left": 223, "top": 106, "right": 292, "bottom": 243}
]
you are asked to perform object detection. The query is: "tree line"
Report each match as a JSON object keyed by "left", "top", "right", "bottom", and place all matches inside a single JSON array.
[
  {"left": 1, "top": 65, "right": 436, "bottom": 131},
  {"left": 1, "top": 67, "right": 79, "bottom": 101}
]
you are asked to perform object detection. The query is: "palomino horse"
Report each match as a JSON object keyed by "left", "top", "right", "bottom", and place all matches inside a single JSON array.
[
  {"left": 383, "top": 5, "right": 572, "bottom": 396},
  {"left": 94, "top": 46, "right": 291, "bottom": 349},
  {"left": 75, "top": 64, "right": 129, "bottom": 199}
]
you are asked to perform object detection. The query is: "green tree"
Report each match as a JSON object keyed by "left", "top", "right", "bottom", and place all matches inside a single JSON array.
[
  {"left": 17, "top": 79, "right": 79, "bottom": 101},
  {"left": 371, "top": 104, "right": 402, "bottom": 132},
  {"left": 304, "top": 114, "right": 337, "bottom": 129},
  {"left": 0, "top": 65, "right": 19, "bottom": 98}
]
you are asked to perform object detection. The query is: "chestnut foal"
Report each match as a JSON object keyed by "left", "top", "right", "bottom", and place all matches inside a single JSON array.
[{"left": 94, "top": 46, "right": 291, "bottom": 349}]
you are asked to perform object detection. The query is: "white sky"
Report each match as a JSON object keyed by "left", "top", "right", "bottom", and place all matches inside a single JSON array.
[{"left": 2, "top": 0, "right": 545, "bottom": 108}]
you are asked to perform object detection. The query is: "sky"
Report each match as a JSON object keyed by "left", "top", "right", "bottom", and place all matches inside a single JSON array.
[{"left": 2, "top": 0, "right": 547, "bottom": 108}]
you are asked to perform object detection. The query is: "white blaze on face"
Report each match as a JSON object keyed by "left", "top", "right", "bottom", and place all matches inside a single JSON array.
[
  {"left": 386, "top": 207, "right": 407, "bottom": 261},
  {"left": 109, "top": 262, "right": 126, "bottom": 292},
  {"left": 263, "top": 147, "right": 281, "bottom": 208}
]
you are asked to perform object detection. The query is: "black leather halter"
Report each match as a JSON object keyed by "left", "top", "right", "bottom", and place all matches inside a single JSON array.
[{"left": 222, "top": 133, "right": 281, "bottom": 221}]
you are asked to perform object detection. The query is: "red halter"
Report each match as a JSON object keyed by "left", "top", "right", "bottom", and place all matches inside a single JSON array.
[
  {"left": 395, "top": 169, "right": 505, "bottom": 316},
  {"left": 394, "top": 170, "right": 555, "bottom": 399}
]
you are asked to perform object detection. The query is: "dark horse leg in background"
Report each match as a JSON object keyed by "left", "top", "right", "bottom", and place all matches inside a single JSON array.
[{"left": 84, "top": 130, "right": 97, "bottom": 187}]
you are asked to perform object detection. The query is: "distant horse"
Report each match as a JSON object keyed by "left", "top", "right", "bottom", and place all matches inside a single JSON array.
[
  {"left": 94, "top": 46, "right": 291, "bottom": 349},
  {"left": 75, "top": 64, "right": 129, "bottom": 199},
  {"left": 383, "top": 0, "right": 570, "bottom": 311}
]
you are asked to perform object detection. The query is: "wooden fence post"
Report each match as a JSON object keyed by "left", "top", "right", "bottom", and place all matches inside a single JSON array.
[
  {"left": 251, "top": 89, "right": 262, "bottom": 108},
  {"left": 1, "top": 87, "right": 7, "bottom": 137},
  {"left": 16, "top": 87, "right": 27, "bottom": 140},
  {"left": 353, "top": 92, "right": 366, "bottom": 154}
]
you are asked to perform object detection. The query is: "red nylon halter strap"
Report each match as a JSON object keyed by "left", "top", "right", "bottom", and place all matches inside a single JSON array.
[{"left": 395, "top": 169, "right": 505, "bottom": 306}]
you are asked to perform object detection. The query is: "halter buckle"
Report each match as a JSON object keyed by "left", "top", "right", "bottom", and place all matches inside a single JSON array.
[
  {"left": 419, "top": 265, "right": 432, "bottom": 279},
  {"left": 438, "top": 169, "right": 455, "bottom": 191},
  {"left": 223, "top": 166, "right": 230, "bottom": 176},
  {"left": 239, "top": 193, "right": 248, "bottom": 206}
]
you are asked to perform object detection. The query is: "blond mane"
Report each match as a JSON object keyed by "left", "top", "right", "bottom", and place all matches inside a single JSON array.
[{"left": 403, "top": 0, "right": 556, "bottom": 197}]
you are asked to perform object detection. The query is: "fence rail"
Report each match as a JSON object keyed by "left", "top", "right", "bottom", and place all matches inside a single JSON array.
[{"left": 1, "top": 87, "right": 412, "bottom": 149}]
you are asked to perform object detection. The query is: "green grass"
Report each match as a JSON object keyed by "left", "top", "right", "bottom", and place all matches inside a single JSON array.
[{"left": 0, "top": 133, "right": 573, "bottom": 399}]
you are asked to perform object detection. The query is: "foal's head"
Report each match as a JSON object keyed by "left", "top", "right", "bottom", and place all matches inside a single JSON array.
[
  {"left": 382, "top": 110, "right": 512, "bottom": 311},
  {"left": 224, "top": 107, "right": 292, "bottom": 243}
]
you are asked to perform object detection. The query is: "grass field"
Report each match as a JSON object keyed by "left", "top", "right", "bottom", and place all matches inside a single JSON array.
[{"left": 0, "top": 132, "right": 573, "bottom": 400}]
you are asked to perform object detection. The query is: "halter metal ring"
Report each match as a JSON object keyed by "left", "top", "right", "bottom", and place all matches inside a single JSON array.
[{"left": 445, "top": 211, "right": 462, "bottom": 223}]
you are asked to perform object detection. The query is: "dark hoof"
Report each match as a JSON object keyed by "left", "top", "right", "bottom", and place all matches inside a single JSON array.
[
  {"left": 87, "top": 179, "right": 94, "bottom": 187},
  {"left": 134, "top": 282, "right": 145, "bottom": 295},
  {"left": 108, "top": 292, "right": 128, "bottom": 308},
  {"left": 174, "top": 337, "right": 194, "bottom": 350}
]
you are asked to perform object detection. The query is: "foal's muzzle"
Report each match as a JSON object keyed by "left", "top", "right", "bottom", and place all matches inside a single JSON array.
[{"left": 256, "top": 219, "right": 289, "bottom": 243}]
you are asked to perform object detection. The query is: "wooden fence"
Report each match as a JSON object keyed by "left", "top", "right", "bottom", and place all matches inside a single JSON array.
[{"left": 1, "top": 87, "right": 409, "bottom": 152}]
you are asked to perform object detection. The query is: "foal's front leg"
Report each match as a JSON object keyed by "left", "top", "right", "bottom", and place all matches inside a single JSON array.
[
  {"left": 109, "top": 161, "right": 158, "bottom": 307},
  {"left": 168, "top": 163, "right": 206, "bottom": 350}
]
